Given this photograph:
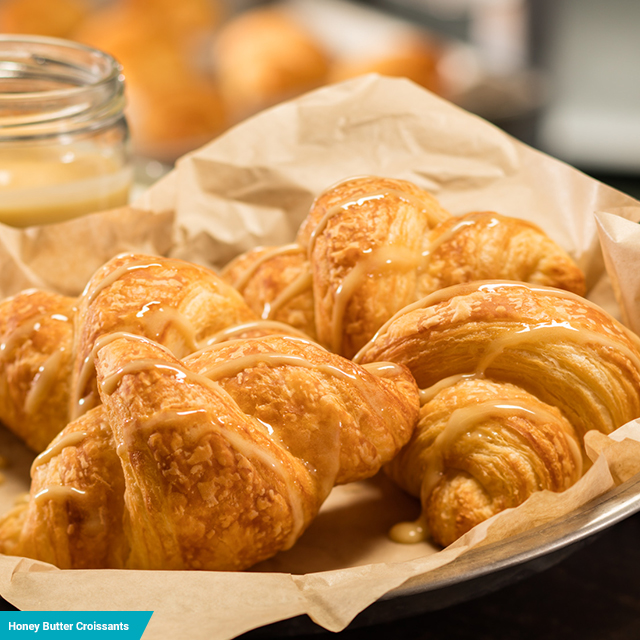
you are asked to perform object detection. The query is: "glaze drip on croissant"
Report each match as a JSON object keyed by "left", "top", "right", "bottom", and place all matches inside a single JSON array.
[
  {"left": 222, "top": 176, "right": 586, "bottom": 359},
  {"left": 0, "top": 330, "right": 419, "bottom": 570},
  {"left": 71, "top": 253, "right": 260, "bottom": 421},
  {"left": 0, "top": 252, "right": 261, "bottom": 452},
  {"left": 0, "top": 290, "right": 76, "bottom": 452},
  {"left": 354, "top": 280, "right": 640, "bottom": 547}
]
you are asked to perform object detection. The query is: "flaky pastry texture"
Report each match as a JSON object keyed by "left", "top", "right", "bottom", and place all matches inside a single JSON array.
[
  {"left": 0, "top": 252, "right": 258, "bottom": 452},
  {"left": 0, "top": 290, "right": 76, "bottom": 452},
  {"left": 0, "top": 333, "right": 419, "bottom": 570},
  {"left": 222, "top": 176, "right": 586, "bottom": 359},
  {"left": 354, "top": 280, "right": 640, "bottom": 546}
]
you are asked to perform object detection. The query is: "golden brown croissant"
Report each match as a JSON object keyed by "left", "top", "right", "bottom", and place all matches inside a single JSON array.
[
  {"left": 0, "top": 332, "right": 419, "bottom": 570},
  {"left": 0, "top": 252, "right": 259, "bottom": 452},
  {"left": 354, "top": 280, "right": 640, "bottom": 546},
  {"left": 212, "top": 6, "right": 330, "bottom": 122},
  {"left": 221, "top": 243, "right": 316, "bottom": 341},
  {"left": 222, "top": 176, "right": 586, "bottom": 359},
  {"left": 0, "top": 289, "right": 76, "bottom": 452},
  {"left": 70, "top": 252, "right": 259, "bottom": 420}
]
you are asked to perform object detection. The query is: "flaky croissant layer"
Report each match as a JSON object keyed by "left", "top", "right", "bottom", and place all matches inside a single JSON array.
[
  {"left": 0, "top": 289, "right": 76, "bottom": 452},
  {"left": 0, "top": 252, "right": 259, "bottom": 452},
  {"left": 0, "top": 332, "right": 419, "bottom": 571},
  {"left": 223, "top": 176, "right": 586, "bottom": 359},
  {"left": 356, "top": 280, "right": 640, "bottom": 546}
]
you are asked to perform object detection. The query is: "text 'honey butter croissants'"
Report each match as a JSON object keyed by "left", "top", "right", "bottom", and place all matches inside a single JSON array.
[
  {"left": 354, "top": 280, "right": 640, "bottom": 547},
  {"left": 0, "top": 253, "right": 420, "bottom": 571},
  {"left": 222, "top": 176, "right": 586, "bottom": 359},
  {"left": 0, "top": 252, "right": 259, "bottom": 452}
]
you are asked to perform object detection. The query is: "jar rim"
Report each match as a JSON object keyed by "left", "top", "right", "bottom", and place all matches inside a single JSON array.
[
  {"left": 0, "top": 34, "right": 126, "bottom": 139},
  {"left": 0, "top": 34, "right": 123, "bottom": 95}
]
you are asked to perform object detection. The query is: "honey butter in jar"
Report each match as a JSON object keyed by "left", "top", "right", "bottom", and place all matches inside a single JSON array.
[{"left": 0, "top": 35, "right": 132, "bottom": 227}]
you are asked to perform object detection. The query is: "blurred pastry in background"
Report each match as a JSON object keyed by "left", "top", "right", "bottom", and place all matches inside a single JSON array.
[
  {"left": 121, "top": 73, "right": 227, "bottom": 163},
  {"left": 0, "top": 0, "right": 89, "bottom": 39},
  {"left": 0, "top": 0, "right": 483, "bottom": 164},
  {"left": 75, "top": 16, "right": 228, "bottom": 163},
  {"left": 212, "top": 6, "right": 331, "bottom": 123},
  {"left": 73, "top": 0, "right": 227, "bottom": 162},
  {"left": 328, "top": 36, "right": 444, "bottom": 96}
]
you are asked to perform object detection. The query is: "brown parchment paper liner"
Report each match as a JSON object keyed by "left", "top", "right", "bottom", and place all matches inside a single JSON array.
[
  {"left": 594, "top": 210, "right": 640, "bottom": 336},
  {"left": 2, "top": 75, "right": 640, "bottom": 639}
]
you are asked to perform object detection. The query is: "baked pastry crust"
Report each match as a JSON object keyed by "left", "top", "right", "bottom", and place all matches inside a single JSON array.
[
  {"left": 355, "top": 280, "right": 640, "bottom": 545},
  {"left": 221, "top": 244, "right": 316, "bottom": 341},
  {"left": 417, "top": 211, "right": 586, "bottom": 298},
  {"left": 0, "top": 289, "right": 76, "bottom": 452},
  {"left": 299, "top": 176, "right": 451, "bottom": 358},
  {"left": 71, "top": 252, "right": 258, "bottom": 420},
  {"left": 225, "top": 176, "right": 586, "bottom": 359},
  {"left": 385, "top": 377, "right": 582, "bottom": 547},
  {"left": 1, "top": 333, "right": 419, "bottom": 570},
  {"left": 0, "top": 253, "right": 258, "bottom": 452}
]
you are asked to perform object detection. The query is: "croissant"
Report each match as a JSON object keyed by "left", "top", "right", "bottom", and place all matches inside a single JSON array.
[
  {"left": 222, "top": 176, "right": 586, "bottom": 359},
  {"left": 221, "top": 243, "right": 317, "bottom": 341},
  {"left": 0, "top": 332, "right": 419, "bottom": 570},
  {"left": 353, "top": 280, "right": 640, "bottom": 546},
  {"left": 0, "top": 252, "right": 260, "bottom": 452},
  {"left": 0, "top": 289, "right": 76, "bottom": 452}
]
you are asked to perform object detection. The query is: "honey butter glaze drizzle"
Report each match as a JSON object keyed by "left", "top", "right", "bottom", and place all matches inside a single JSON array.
[
  {"left": 0, "top": 306, "right": 73, "bottom": 416},
  {"left": 260, "top": 270, "right": 313, "bottom": 322},
  {"left": 201, "top": 319, "right": 313, "bottom": 346},
  {"left": 230, "top": 179, "right": 452, "bottom": 352},
  {"left": 305, "top": 186, "right": 450, "bottom": 260},
  {"left": 354, "top": 280, "right": 640, "bottom": 545},
  {"left": 93, "top": 333, "right": 406, "bottom": 549},
  {"left": 232, "top": 244, "right": 304, "bottom": 294},
  {"left": 73, "top": 256, "right": 226, "bottom": 419},
  {"left": 306, "top": 184, "right": 449, "bottom": 355},
  {"left": 354, "top": 280, "right": 640, "bottom": 365},
  {"left": 31, "top": 429, "right": 88, "bottom": 471},
  {"left": 140, "top": 408, "right": 308, "bottom": 551}
]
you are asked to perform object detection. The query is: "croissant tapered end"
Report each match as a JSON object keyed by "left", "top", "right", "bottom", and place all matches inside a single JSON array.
[
  {"left": 359, "top": 280, "right": 640, "bottom": 547},
  {"left": 419, "top": 211, "right": 586, "bottom": 298},
  {"left": 0, "top": 289, "right": 75, "bottom": 452},
  {"left": 183, "top": 335, "right": 421, "bottom": 486},
  {"left": 220, "top": 245, "right": 317, "bottom": 341},
  {"left": 5, "top": 406, "right": 127, "bottom": 569},
  {"left": 385, "top": 377, "right": 583, "bottom": 547}
]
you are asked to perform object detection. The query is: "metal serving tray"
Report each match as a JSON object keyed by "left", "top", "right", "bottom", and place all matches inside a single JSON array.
[{"left": 244, "top": 471, "right": 640, "bottom": 637}]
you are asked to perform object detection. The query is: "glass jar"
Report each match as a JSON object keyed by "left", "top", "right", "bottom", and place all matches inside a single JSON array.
[{"left": 0, "top": 35, "right": 132, "bottom": 227}]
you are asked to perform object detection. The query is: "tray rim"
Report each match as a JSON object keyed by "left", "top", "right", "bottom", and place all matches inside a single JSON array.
[{"left": 383, "top": 469, "right": 640, "bottom": 602}]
